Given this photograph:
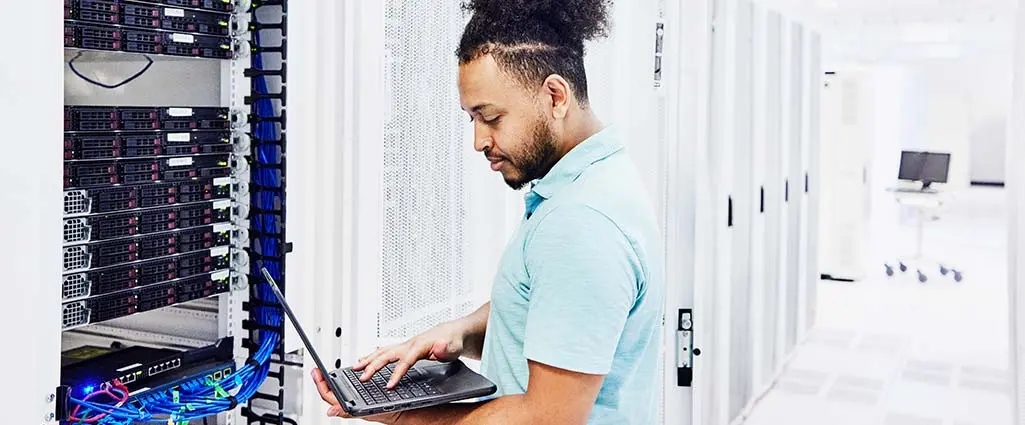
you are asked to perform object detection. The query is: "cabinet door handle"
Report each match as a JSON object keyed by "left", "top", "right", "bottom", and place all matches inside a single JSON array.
[{"left": 728, "top": 196, "right": 734, "bottom": 228}]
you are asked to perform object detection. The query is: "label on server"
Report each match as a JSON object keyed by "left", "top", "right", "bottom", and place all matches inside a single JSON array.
[
  {"left": 212, "top": 270, "right": 229, "bottom": 281},
  {"left": 211, "top": 246, "right": 229, "bottom": 257},
  {"left": 213, "top": 200, "right": 231, "bottom": 210},
  {"left": 167, "top": 108, "right": 194, "bottom": 117},
  {"left": 168, "top": 133, "right": 191, "bottom": 142},
  {"left": 164, "top": 8, "right": 186, "bottom": 17},
  {"left": 213, "top": 177, "right": 231, "bottom": 186},
  {"left": 171, "top": 34, "right": 195, "bottom": 44},
  {"left": 213, "top": 223, "right": 232, "bottom": 233},
  {"left": 168, "top": 157, "right": 194, "bottom": 167}
]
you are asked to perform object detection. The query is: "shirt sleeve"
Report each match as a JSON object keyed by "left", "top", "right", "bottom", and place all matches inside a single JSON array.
[{"left": 522, "top": 204, "right": 641, "bottom": 375}]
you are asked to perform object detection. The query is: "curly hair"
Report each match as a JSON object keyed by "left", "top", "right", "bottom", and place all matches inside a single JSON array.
[{"left": 457, "top": 0, "right": 613, "bottom": 105}]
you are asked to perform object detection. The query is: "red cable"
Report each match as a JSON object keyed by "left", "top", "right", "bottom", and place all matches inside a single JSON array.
[{"left": 69, "top": 380, "right": 131, "bottom": 424}]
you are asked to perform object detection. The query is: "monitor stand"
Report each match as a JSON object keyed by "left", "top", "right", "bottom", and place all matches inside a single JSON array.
[{"left": 921, "top": 181, "right": 933, "bottom": 191}]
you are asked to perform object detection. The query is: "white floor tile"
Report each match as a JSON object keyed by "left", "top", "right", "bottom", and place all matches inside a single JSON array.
[{"left": 742, "top": 187, "right": 1012, "bottom": 425}]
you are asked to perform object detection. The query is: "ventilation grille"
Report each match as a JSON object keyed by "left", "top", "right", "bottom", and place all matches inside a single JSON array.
[
  {"left": 380, "top": 0, "right": 473, "bottom": 339},
  {"left": 63, "top": 245, "right": 91, "bottom": 272},
  {"left": 64, "top": 190, "right": 91, "bottom": 216},
  {"left": 62, "top": 302, "right": 90, "bottom": 329},
  {"left": 62, "top": 273, "right": 92, "bottom": 300},
  {"left": 63, "top": 218, "right": 92, "bottom": 244}
]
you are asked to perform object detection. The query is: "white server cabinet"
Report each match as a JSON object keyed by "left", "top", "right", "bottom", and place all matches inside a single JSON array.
[
  {"left": 802, "top": 31, "right": 823, "bottom": 335},
  {"left": 782, "top": 20, "right": 805, "bottom": 355},
  {"left": 773, "top": 13, "right": 796, "bottom": 365},
  {"left": 728, "top": 0, "right": 755, "bottom": 421},
  {"left": 760, "top": 10, "right": 786, "bottom": 383},
  {"left": 661, "top": 0, "right": 716, "bottom": 424},
  {"left": 817, "top": 70, "right": 873, "bottom": 283},
  {"left": 707, "top": 0, "right": 737, "bottom": 422},
  {"left": 748, "top": 0, "right": 770, "bottom": 396},
  {"left": 2, "top": 2, "right": 64, "bottom": 424}
]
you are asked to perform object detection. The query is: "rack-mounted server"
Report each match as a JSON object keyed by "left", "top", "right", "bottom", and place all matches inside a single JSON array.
[
  {"left": 62, "top": 268, "right": 230, "bottom": 329},
  {"left": 62, "top": 223, "right": 232, "bottom": 272},
  {"left": 62, "top": 246, "right": 231, "bottom": 301},
  {"left": 62, "top": 200, "right": 231, "bottom": 244},
  {"left": 65, "top": 106, "right": 230, "bottom": 132},
  {"left": 66, "top": 0, "right": 230, "bottom": 36},
  {"left": 65, "top": 131, "right": 232, "bottom": 160},
  {"left": 64, "top": 154, "right": 231, "bottom": 188},
  {"left": 64, "top": 21, "right": 232, "bottom": 59},
  {"left": 63, "top": 177, "right": 231, "bottom": 216}
]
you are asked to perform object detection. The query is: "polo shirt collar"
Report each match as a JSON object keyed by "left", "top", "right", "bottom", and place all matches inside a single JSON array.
[{"left": 524, "top": 126, "right": 622, "bottom": 214}]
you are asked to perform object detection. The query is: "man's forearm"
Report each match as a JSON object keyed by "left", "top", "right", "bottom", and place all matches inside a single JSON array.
[
  {"left": 455, "top": 302, "right": 489, "bottom": 360},
  {"left": 393, "top": 394, "right": 530, "bottom": 425}
]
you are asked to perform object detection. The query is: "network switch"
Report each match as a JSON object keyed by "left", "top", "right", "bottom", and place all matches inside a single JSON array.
[
  {"left": 61, "top": 246, "right": 231, "bottom": 301},
  {"left": 62, "top": 224, "right": 232, "bottom": 272},
  {"left": 65, "top": 106, "right": 230, "bottom": 132},
  {"left": 61, "top": 337, "right": 234, "bottom": 399},
  {"left": 130, "top": 359, "right": 236, "bottom": 405},
  {"left": 61, "top": 269, "right": 231, "bottom": 329}
]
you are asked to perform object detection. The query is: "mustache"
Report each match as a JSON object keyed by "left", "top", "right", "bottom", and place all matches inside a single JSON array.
[{"left": 483, "top": 149, "right": 508, "bottom": 162}]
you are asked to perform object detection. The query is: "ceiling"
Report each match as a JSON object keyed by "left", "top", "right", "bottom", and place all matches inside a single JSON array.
[{"left": 755, "top": 0, "right": 1018, "bottom": 61}]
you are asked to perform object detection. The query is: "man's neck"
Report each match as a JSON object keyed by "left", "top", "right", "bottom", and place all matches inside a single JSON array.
[{"left": 555, "top": 109, "right": 604, "bottom": 159}]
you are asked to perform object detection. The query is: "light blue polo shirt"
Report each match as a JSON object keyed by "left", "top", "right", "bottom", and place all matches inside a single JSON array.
[{"left": 479, "top": 127, "right": 664, "bottom": 425}]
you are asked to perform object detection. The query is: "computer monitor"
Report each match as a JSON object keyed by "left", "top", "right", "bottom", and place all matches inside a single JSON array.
[{"left": 898, "top": 150, "right": 950, "bottom": 189}]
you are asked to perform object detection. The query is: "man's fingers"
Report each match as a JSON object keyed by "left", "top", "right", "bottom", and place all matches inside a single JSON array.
[
  {"left": 327, "top": 405, "right": 352, "bottom": 418},
  {"left": 353, "top": 348, "right": 386, "bottom": 370},
  {"left": 387, "top": 354, "right": 418, "bottom": 389},
  {"left": 360, "top": 353, "right": 398, "bottom": 381},
  {"left": 310, "top": 369, "right": 338, "bottom": 405}
]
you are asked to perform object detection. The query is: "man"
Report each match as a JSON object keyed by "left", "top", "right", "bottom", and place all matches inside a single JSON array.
[{"left": 313, "top": 1, "right": 664, "bottom": 423}]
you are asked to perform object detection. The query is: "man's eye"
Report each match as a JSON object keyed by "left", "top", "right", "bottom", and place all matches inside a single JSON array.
[{"left": 483, "top": 116, "right": 500, "bottom": 124}]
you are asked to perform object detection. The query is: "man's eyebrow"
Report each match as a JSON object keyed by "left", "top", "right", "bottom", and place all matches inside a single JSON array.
[{"left": 470, "top": 103, "right": 494, "bottom": 113}]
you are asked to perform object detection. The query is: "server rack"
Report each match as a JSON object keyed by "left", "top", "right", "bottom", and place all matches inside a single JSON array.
[{"left": 42, "top": 0, "right": 293, "bottom": 423}]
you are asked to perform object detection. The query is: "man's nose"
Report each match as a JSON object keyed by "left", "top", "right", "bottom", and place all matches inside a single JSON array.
[{"left": 473, "top": 130, "right": 492, "bottom": 153}]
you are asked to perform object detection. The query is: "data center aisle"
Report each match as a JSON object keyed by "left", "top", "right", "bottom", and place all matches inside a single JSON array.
[{"left": 743, "top": 186, "right": 1011, "bottom": 425}]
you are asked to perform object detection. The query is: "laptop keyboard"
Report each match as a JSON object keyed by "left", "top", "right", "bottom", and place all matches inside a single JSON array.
[{"left": 341, "top": 363, "right": 443, "bottom": 405}]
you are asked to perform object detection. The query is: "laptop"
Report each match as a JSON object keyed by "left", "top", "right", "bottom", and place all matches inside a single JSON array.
[{"left": 260, "top": 268, "right": 497, "bottom": 417}]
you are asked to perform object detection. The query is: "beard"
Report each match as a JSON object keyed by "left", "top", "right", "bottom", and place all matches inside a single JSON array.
[{"left": 493, "top": 116, "right": 558, "bottom": 190}]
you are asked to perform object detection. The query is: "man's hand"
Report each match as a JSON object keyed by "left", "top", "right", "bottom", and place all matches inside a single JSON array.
[
  {"left": 311, "top": 369, "right": 401, "bottom": 423},
  {"left": 353, "top": 320, "right": 468, "bottom": 388}
]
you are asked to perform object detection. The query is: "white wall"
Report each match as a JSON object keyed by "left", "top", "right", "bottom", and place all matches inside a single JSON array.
[{"left": 824, "top": 56, "right": 1012, "bottom": 190}]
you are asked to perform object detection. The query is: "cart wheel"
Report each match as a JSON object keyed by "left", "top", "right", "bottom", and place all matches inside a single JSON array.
[
  {"left": 899, "top": 262, "right": 908, "bottom": 272},
  {"left": 953, "top": 271, "right": 963, "bottom": 282},
  {"left": 939, "top": 265, "right": 949, "bottom": 275},
  {"left": 884, "top": 264, "right": 894, "bottom": 277},
  {"left": 917, "top": 271, "right": 928, "bottom": 283}
]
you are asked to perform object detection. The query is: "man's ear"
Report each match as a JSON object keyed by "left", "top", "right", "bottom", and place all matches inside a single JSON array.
[{"left": 542, "top": 74, "right": 571, "bottom": 119}]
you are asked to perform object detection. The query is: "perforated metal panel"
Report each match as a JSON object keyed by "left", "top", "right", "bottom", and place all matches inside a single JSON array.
[
  {"left": 63, "top": 245, "right": 90, "bottom": 272},
  {"left": 63, "top": 218, "right": 91, "bottom": 244},
  {"left": 62, "top": 301, "right": 89, "bottom": 329},
  {"left": 64, "top": 190, "right": 91, "bottom": 216},
  {"left": 62, "top": 273, "right": 91, "bottom": 300},
  {"left": 380, "top": 1, "right": 474, "bottom": 339}
]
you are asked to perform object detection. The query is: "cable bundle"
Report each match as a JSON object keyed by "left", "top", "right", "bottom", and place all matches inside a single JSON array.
[{"left": 67, "top": 28, "right": 285, "bottom": 425}]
